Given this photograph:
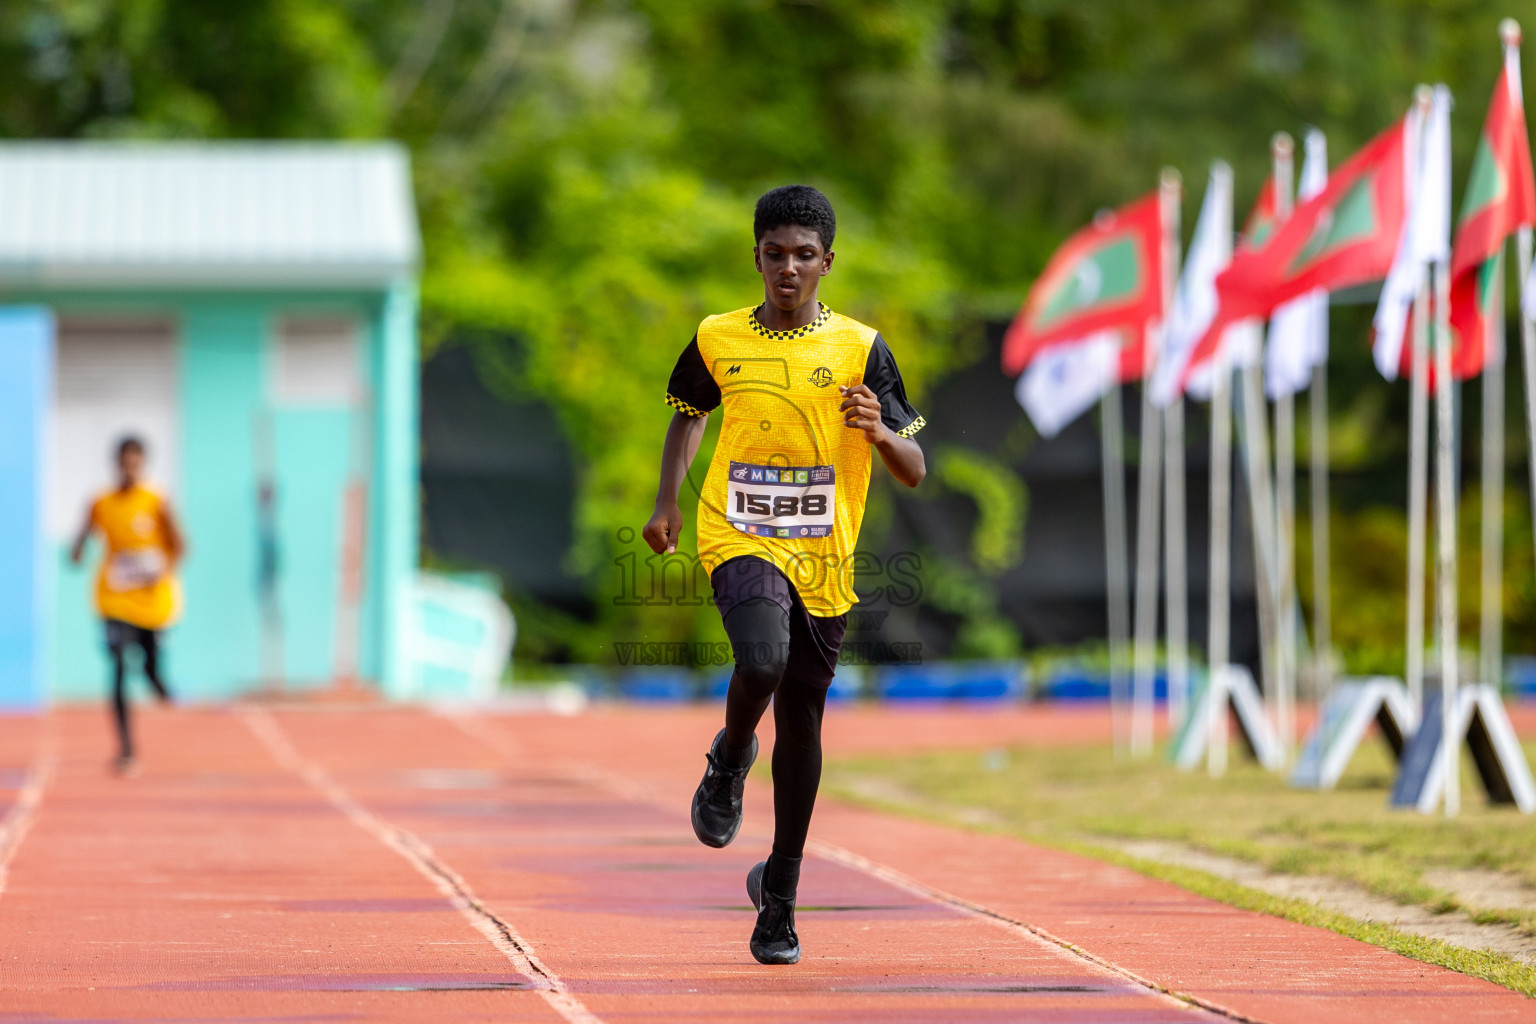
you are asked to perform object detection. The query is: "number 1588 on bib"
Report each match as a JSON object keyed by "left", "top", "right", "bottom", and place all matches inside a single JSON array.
[{"left": 725, "top": 461, "right": 836, "bottom": 538}]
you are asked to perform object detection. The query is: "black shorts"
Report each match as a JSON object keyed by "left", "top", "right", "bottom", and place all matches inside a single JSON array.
[
  {"left": 105, "top": 619, "right": 159, "bottom": 653},
  {"left": 711, "top": 555, "right": 847, "bottom": 690}
]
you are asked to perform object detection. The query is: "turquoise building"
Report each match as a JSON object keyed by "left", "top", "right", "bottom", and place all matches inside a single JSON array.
[{"left": 0, "top": 143, "right": 421, "bottom": 706}]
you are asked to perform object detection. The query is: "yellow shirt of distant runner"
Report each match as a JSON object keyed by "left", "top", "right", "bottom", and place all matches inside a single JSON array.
[
  {"left": 90, "top": 484, "right": 182, "bottom": 630},
  {"left": 682, "top": 306, "right": 889, "bottom": 617}
]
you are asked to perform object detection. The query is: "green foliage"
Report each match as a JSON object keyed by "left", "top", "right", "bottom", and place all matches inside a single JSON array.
[
  {"left": 6, "top": 0, "right": 1536, "bottom": 664},
  {"left": 933, "top": 446, "right": 1027, "bottom": 575}
]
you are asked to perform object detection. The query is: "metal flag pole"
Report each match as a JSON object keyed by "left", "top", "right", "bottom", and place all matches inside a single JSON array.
[
  {"left": 1130, "top": 345, "right": 1164, "bottom": 759},
  {"left": 1517, "top": 284, "right": 1536, "bottom": 601},
  {"left": 1512, "top": 21, "right": 1536, "bottom": 594},
  {"left": 1165, "top": 384, "right": 1190, "bottom": 732},
  {"left": 1306, "top": 130, "right": 1335, "bottom": 700},
  {"left": 1310, "top": 358, "right": 1333, "bottom": 697},
  {"left": 1131, "top": 170, "right": 1181, "bottom": 756},
  {"left": 1207, "top": 163, "right": 1237, "bottom": 777},
  {"left": 1422, "top": 83, "right": 1460, "bottom": 818},
  {"left": 1481, "top": 244, "right": 1506, "bottom": 691},
  {"left": 1238, "top": 349, "right": 1280, "bottom": 706},
  {"left": 1235, "top": 175, "right": 1282, "bottom": 720},
  {"left": 1407, "top": 278, "right": 1431, "bottom": 709},
  {"left": 1434, "top": 251, "right": 1460, "bottom": 818},
  {"left": 1271, "top": 132, "right": 1299, "bottom": 762},
  {"left": 1487, "top": 16, "right": 1530, "bottom": 691},
  {"left": 1406, "top": 89, "right": 1435, "bottom": 711},
  {"left": 1209, "top": 361, "right": 1235, "bottom": 777},
  {"left": 1103, "top": 383, "right": 1133, "bottom": 757}
]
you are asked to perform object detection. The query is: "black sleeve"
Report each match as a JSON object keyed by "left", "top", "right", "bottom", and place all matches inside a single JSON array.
[
  {"left": 864, "top": 334, "right": 925, "bottom": 438},
  {"left": 664, "top": 335, "right": 720, "bottom": 417}
]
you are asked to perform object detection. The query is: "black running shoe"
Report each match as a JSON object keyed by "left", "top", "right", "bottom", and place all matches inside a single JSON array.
[
  {"left": 747, "top": 859, "right": 800, "bottom": 965},
  {"left": 690, "top": 728, "right": 756, "bottom": 848}
]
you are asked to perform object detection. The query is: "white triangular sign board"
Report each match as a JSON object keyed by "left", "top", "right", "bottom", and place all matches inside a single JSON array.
[
  {"left": 1291, "top": 678, "right": 1419, "bottom": 790},
  {"left": 1172, "top": 664, "right": 1283, "bottom": 772},
  {"left": 1390, "top": 685, "right": 1536, "bottom": 813}
]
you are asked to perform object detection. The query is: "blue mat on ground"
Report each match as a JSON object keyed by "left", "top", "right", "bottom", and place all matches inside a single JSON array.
[
  {"left": 1040, "top": 665, "right": 1168, "bottom": 702},
  {"left": 704, "top": 667, "right": 863, "bottom": 701},
  {"left": 874, "top": 661, "right": 1025, "bottom": 702},
  {"left": 1507, "top": 656, "right": 1536, "bottom": 699},
  {"left": 617, "top": 668, "right": 695, "bottom": 702}
]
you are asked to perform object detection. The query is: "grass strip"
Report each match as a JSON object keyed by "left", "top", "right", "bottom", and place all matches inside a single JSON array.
[{"left": 826, "top": 781, "right": 1536, "bottom": 999}]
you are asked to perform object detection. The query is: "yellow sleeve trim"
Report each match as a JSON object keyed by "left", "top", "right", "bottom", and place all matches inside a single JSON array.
[
  {"left": 665, "top": 392, "right": 708, "bottom": 418},
  {"left": 896, "top": 415, "right": 926, "bottom": 439}
]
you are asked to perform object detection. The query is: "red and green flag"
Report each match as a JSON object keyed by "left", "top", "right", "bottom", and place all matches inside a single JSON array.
[
  {"left": 1182, "top": 117, "right": 1410, "bottom": 391},
  {"left": 1002, "top": 192, "right": 1165, "bottom": 376},
  {"left": 1240, "top": 178, "right": 1280, "bottom": 250},
  {"left": 1447, "top": 46, "right": 1536, "bottom": 379}
]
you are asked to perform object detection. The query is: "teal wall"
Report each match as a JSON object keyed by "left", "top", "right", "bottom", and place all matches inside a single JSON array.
[
  {"left": 374, "top": 282, "right": 419, "bottom": 696},
  {"left": 31, "top": 289, "right": 415, "bottom": 702}
]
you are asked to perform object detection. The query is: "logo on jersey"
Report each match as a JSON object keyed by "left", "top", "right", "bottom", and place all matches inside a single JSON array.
[
  {"left": 726, "top": 365, "right": 741, "bottom": 375},
  {"left": 732, "top": 466, "right": 748, "bottom": 480},
  {"left": 808, "top": 367, "right": 834, "bottom": 387}
]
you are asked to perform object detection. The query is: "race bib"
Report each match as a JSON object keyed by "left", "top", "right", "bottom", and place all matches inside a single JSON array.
[
  {"left": 725, "top": 461, "right": 836, "bottom": 538},
  {"left": 106, "top": 549, "right": 166, "bottom": 592}
]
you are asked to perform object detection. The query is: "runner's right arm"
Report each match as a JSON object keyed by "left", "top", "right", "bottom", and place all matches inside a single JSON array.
[
  {"left": 643, "top": 412, "right": 709, "bottom": 554},
  {"left": 644, "top": 335, "right": 721, "bottom": 555}
]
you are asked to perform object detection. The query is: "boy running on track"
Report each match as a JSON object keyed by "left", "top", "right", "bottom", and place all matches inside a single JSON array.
[
  {"left": 70, "top": 436, "right": 185, "bottom": 775},
  {"left": 643, "top": 185, "right": 926, "bottom": 964}
]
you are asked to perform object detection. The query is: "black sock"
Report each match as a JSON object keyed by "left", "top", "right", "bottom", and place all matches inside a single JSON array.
[
  {"left": 712, "top": 728, "right": 755, "bottom": 770},
  {"left": 765, "top": 853, "right": 801, "bottom": 897},
  {"left": 722, "top": 735, "right": 755, "bottom": 769}
]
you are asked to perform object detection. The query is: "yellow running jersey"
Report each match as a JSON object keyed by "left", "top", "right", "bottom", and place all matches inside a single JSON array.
[
  {"left": 90, "top": 485, "right": 182, "bottom": 630},
  {"left": 665, "top": 304, "right": 925, "bottom": 616}
]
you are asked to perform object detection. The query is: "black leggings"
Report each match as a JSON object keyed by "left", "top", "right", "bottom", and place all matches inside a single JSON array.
[
  {"left": 720, "top": 598, "right": 837, "bottom": 865},
  {"left": 106, "top": 620, "right": 169, "bottom": 759}
]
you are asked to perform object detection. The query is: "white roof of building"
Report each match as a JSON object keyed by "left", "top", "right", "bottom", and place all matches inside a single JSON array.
[{"left": 0, "top": 142, "right": 420, "bottom": 288}]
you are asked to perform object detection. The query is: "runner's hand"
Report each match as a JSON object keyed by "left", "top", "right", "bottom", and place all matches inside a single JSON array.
[
  {"left": 839, "top": 384, "right": 888, "bottom": 444},
  {"left": 643, "top": 504, "right": 683, "bottom": 554}
]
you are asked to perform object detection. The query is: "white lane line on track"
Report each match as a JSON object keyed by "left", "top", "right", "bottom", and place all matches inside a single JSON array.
[
  {"left": 241, "top": 708, "right": 603, "bottom": 1024},
  {"left": 805, "top": 839, "right": 1259, "bottom": 1024},
  {"left": 443, "top": 711, "right": 1255, "bottom": 1024},
  {"left": 0, "top": 741, "right": 55, "bottom": 902}
]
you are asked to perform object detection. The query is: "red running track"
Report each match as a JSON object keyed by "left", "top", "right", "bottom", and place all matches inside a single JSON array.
[{"left": 0, "top": 703, "right": 1530, "bottom": 1023}]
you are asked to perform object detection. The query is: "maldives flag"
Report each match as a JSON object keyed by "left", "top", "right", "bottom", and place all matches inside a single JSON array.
[
  {"left": 1181, "top": 117, "right": 1410, "bottom": 390},
  {"left": 1002, "top": 192, "right": 1164, "bottom": 376},
  {"left": 1448, "top": 46, "right": 1536, "bottom": 379},
  {"left": 1241, "top": 179, "right": 1281, "bottom": 249}
]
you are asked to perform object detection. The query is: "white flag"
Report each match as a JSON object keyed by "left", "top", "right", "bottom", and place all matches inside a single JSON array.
[
  {"left": 1016, "top": 332, "right": 1121, "bottom": 437},
  {"left": 1265, "top": 129, "right": 1330, "bottom": 398},
  {"left": 1151, "top": 163, "right": 1233, "bottom": 407},
  {"left": 1373, "top": 87, "right": 1449, "bottom": 380}
]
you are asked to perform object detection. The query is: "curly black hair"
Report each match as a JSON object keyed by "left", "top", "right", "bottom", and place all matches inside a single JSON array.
[{"left": 753, "top": 185, "right": 836, "bottom": 250}]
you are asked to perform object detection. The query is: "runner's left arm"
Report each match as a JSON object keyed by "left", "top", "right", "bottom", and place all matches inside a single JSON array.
[
  {"left": 842, "top": 334, "right": 927, "bottom": 487},
  {"left": 158, "top": 501, "right": 186, "bottom": 567},
  {"left": 68, "top": 502, "right": 97, "bottom": 566}
]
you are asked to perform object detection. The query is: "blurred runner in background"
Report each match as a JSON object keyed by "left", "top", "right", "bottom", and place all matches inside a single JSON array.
[{"left": 70, "top": 436, "right": 185, "bottom": 775}]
